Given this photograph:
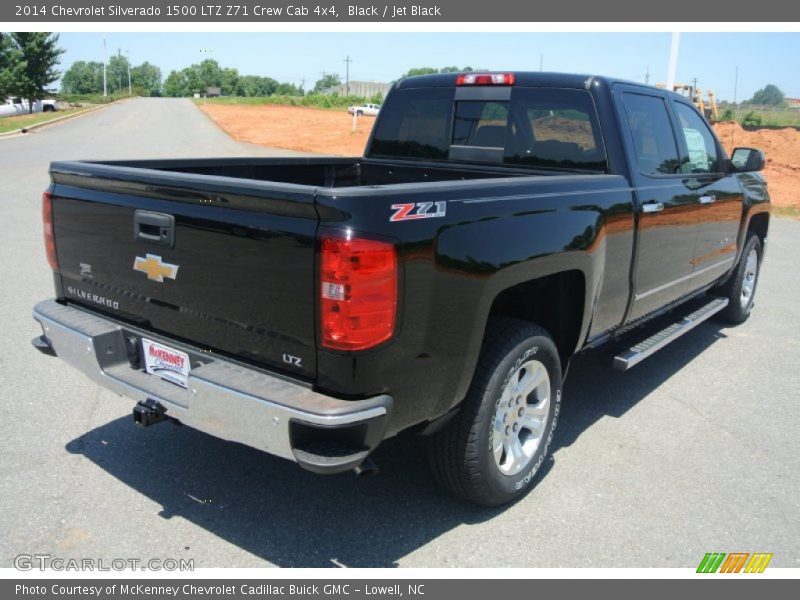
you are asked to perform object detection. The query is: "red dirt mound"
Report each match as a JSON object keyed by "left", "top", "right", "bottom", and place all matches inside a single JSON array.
[
  {"left": 199, "top": 104, "right": 798, "bottom": 208},
  {"left": 714, "top": 121, "right": 800, "bottom": 208}
]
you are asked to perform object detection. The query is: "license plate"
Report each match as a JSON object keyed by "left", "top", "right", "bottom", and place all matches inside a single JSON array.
[{"left": 141, "top": 339, "right": 190, "bottom": 388}]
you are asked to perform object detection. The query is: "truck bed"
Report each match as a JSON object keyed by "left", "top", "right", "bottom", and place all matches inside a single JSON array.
[
  {"left": 49, "top": 156, "right": 629, "bottom": 398},
  {"left": 66, "top": 156, "right": 537, "bottom": 189}
]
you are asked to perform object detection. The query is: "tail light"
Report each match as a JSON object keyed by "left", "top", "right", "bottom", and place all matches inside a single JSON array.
[
  {"left": 456, "top": 73, "right": 516, "bottom": 86},
  {"left": 42, "top": 190, "right": 58, "bottom": 271},
  {"left": 320, "top": 234, "right": 397, "bottom": 351}
]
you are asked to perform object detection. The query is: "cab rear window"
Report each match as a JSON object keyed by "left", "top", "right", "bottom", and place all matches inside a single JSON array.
[{"left": 369, "top": 86, "right": 607, "bottom": 171}]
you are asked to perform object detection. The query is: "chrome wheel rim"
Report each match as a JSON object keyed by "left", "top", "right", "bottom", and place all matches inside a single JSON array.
[
  {"left": 740, "top": 248, "right": 758, "bottom": 309},
  {"left": 492, "top": 359, "right": 550, "bottom": 476}
]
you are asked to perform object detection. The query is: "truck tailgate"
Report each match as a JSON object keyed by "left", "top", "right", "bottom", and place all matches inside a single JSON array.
[{"left": 50, "top": 166, "right": 319, "bottom": 379}]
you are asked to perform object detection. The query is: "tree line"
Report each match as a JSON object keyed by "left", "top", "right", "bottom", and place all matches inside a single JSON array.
[
  {"left": 0, "top": 32, "right": 63, "bottom": 112},
  {"left": 162, "top": 59, "right": 302, "bottom": 97},
  {"left": 62, "top": 53, "right": 162, "bottom": 96}
]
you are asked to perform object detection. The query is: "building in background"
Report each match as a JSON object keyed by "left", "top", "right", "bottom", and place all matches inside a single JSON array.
[
  {"left": 786, "top": 97, "right": 800, "bottom": 108},
  {"left": 323, "top": 81, "right": 391, "bottom": 98}
]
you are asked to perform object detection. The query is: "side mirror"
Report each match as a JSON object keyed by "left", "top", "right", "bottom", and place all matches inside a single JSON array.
[{"left": 730, "top": 147, "right": 765, "bottom": 172}]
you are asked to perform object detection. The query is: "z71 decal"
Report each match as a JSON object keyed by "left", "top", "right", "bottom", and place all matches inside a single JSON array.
[{"left": 390, "top": 201, "right": 447, "bottom": 222}]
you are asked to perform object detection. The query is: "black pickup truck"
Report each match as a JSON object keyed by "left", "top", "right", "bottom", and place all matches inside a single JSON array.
[{"left": 33, "top": 72, "right": 769, "bottom": 506}]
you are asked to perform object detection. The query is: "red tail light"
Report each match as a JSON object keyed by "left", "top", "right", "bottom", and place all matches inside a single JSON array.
[
  {"left": 42, "top": 190, "right": 58, "bottom": 271},
  {"left": 456, "top": 73, "right": 516, "bottom": 86},
  {"left": 320, "top": 234, "right": 397, "bottom": 351}
]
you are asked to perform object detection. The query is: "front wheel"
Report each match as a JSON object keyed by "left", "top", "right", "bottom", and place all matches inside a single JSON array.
[
  {"left": 716, "top": 234, "right": 762, "bottom": 324},
  {"left": 428, "top": 319, "right": 562, "bottom": 506}
]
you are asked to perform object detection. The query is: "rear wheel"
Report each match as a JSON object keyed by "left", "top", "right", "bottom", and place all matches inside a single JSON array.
[
  {"left": 717, "top": 234, "right": 762, "bottom": 324},
  {"left": 428, "top": 319, "right": 562, "bottom": 506},
  {"left": 356, "top": 110, "right": 363, "bottom": 117}
]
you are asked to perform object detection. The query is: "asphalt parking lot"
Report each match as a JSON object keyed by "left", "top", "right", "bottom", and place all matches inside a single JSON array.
[{"left": 1, "top": 98, "right": 798, "bottom": 568}]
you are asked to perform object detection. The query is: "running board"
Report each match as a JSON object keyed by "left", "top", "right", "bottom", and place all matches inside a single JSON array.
[{"left": 613, "top": 297, "right": 729, "bottom": 371}]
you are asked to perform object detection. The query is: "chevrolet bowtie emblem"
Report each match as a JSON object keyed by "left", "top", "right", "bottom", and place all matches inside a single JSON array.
[{"left": 133, "top": 254, "right": 179, "bottom": 282}]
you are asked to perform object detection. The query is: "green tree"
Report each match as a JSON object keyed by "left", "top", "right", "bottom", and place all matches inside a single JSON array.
[
  {"left": 313, "top": 73, "right": 341, "bottom": 93},
  {"left": 163, "top": 70, "right": 187, "bottom": 97},
  {"left": 0, "top": 32, "right": 22, "bottom": 99},
  {"left": 234, "top": 74, "right": 277, "bottom": 96},
  {"left": 61, "top": 60, "right": 104, "bottom": 94},
  {"left": 749, "top": 84, "right": 786, "bottom": 107},
  {"left": 106, "top": 52, "right": 130, "bottom": 94},
  {"left": 401, "top": 67, "right": 438, "bottom": 78},
  {"left": 10, "top": 32, "right": 64, "bottom": 112},
  {"left": 275, "top": 82, "right": 301, "bottom": 96},
  {"left": 221, "top": 67, "right": 239, "bottom": 95},
  {"left": 130, "top": 61, "right": 161, "bottom": 96},
  {"left": 196, "top": 59, "right": 223, "bottom": 91},
  {"left": 401, "top": 66, "right": 475, "bottom": 78}
]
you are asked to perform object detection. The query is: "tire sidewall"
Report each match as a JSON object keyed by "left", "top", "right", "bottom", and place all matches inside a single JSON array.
[
  {"left": 729, "top": 235, "right": 762, "bottom": 320},
  {"left": 479, "top": 334, "right": 562, "bottom": 500}
]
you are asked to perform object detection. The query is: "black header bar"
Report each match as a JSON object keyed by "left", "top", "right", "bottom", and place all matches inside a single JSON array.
[{"left": 3, "top": 0, "right": 800, "bottom": 22}]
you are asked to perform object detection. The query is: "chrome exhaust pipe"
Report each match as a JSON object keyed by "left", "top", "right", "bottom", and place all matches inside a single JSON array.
[{"left": 353, "top": 456, "right": 379, "bottom": 477}]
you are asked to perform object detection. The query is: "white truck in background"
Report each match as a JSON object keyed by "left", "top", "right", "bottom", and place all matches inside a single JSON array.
[
  {"left": 347, "top": 102, "right": 381, "bottom": 116},
  {"left": 0, "top": 97, "right": 59, "bottom": 118}
]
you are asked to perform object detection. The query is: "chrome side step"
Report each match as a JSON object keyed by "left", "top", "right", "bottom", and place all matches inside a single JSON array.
[{"left": 613, "top": 297, "right": 729, "bottom": 371}]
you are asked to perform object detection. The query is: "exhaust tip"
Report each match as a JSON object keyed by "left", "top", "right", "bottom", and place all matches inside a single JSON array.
[{"left": 353, "top": 457, "right": 379, "bottom": 477}]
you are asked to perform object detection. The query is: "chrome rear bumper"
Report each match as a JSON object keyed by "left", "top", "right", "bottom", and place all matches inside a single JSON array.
[{"left": 33, "top": 299, "right": 391, "bottom": 473}]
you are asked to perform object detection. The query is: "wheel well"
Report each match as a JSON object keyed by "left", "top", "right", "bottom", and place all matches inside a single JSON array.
[
  {"left": 488, "top": 271, "right": 585, "bottom": 365},
  {"left": 748, "top": 212, "right": 769, "bottom": 246}
]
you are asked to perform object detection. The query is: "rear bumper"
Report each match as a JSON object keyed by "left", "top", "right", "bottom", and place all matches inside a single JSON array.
[{"left": 32, "top": 299, "right": 392, "bottom": 473}]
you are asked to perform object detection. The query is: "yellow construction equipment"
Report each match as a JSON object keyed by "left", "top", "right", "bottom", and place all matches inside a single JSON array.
[{"left": 656, "top": 83, "right": 719, "bottom": 122}]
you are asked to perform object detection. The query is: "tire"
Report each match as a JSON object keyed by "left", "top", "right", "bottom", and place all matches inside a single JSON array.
[
  {"left": 356, "top": 110, "right": 363, "bottom": 117},
  {"left": 43, "top": 105, "right": 54, "bottom": 112},
  {"left": 716, "top": 234, "right": 762, "bottom": 324},
  {"left": 428, "top": 318, "right": 563, "bottom": 506}
]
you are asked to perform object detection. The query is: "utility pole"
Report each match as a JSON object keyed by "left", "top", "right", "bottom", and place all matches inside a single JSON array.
[
  {"left": 300, "top": 78, "right": 306, "bottom": 95},
  {"left": 117, "top": 49, "right": 123, "bottom": 93},
  {"left": 645, "top": 65, "right": 650, "bottom": 85},
  {"left": 731, "top": 65, "right": 739, "bottom": 150},
  {"left": 666, "top": 32, "right": 680, "bottom": 90},
  {"left": 344, "top": 56, "right": 352, "bottom": 95},
  {"left": 126, "top": 49, "right": 131, "bottom": 95},
  {"left": 102, "top": 34, "right": 107, "bottom": 97}
]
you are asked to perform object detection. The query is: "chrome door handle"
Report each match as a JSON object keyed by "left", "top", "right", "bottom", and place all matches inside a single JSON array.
[
  {"left": 642, "top": 202, "right": 665, "bottom": 214},
  {"left": 698, "top": 195, "right": 716, "bottom": 205}
]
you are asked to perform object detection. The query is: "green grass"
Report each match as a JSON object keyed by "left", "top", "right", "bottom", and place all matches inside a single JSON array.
[
  {"left": 752, "top": 110, "right": 800, "bottom": 127},
  {"left": 194, "top": 93, "right": 380, "bottom": 111},
  {"left": 0, "top": 108, "right": 89, "bottom": 134},
  {"left": 723, "top": 108, "right": 800, "bottom": 127},
  {"left": 54, "top": 92, "right": 132, "bottom": 106},
  {"left": 773, "top": 206, "right": 800, "bottom": 220}
]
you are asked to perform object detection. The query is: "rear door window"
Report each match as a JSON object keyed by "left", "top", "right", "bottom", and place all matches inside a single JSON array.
[
  {"left": 621, "top": 93, "right": 681, "bottom": 176},
  {"left": 504, "top": 88, "right": 606, "bottom": 170}
]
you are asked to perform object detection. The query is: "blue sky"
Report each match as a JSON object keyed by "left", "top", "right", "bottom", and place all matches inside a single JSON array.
[{"left": 56, "top": 32, "right": 800, "bottom": 100}]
